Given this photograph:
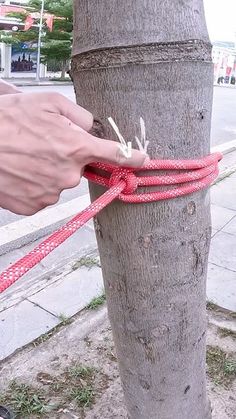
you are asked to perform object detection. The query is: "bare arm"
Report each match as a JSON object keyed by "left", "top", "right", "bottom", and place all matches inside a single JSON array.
[{"left": 0, "top": 91, "right": 146, "bottom": 215}]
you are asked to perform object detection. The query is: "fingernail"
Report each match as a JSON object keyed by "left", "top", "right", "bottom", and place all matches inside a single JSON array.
[{"left": 124, "top": 149, "right": 148, "bottom": 168}]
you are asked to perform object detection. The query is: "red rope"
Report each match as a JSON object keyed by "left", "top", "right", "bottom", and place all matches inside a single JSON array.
[{"left": 0, "top": 152, "right": 222, "bottom": 293}]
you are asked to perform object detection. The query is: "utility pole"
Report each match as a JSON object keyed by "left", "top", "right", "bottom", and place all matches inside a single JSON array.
[
  {"left": 35, "top": 0, "right": 45, "bottom": 82},
  {"left": 72, "top": 1, "right": 213, "bottom": 418}
]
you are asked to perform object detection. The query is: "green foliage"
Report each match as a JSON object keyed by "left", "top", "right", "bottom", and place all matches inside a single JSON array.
[
  {"left": 69, "top": 386, "right": 94, "bottom": 407},
  {"left": 0, "top": 0, "right": 73, "bottom": 77},
  {"left": 30, "top": 0, "right": 73, "bottom": 20},
  {"left": 207, "top": 346, "right": 236, "bottom": 387},
  {"left": 0, "top": 381, "right": 48, "bottom": 416},
  {"left": 41, "top": 39, "right": 71, "bottom": 61},
  {"left": 72, "top": 256, "right": 101, "bottom": 271},
  {"left": 68, "top": 364, "right": 95, "bottom": 379},
  {"left": 87, "top": 294, "right": 106, "bottom": 310}
]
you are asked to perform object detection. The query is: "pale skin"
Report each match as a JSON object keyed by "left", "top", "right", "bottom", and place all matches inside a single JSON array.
[{"left": 0, "top": 81, "right": 146, "bottom": 216}]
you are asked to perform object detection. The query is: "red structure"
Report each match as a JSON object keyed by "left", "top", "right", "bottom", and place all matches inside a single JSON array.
[
  {"left": 0, "top": 4, "right": 26, "bottom": 30},
  {"left": 0, "top": 5, "right": 24, "bottom": 16}
]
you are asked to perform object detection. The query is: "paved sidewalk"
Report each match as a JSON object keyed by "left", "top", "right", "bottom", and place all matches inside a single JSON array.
[
  {"left": 0, "top": 170, "right": 235, "bottom": 362},
  {"left": 1, "top": 77, "right": 72, "bottom": 87},
  {"left": 208, "top": 170, "right": 236, "bottom": 310}
]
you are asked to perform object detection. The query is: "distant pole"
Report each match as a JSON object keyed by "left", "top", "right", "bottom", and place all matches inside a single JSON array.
[{"left": 35, "top": 0, "right": 45, "bottom": 82}]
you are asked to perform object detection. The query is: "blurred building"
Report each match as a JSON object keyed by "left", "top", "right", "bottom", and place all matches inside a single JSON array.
[
  {"left": 0, "top": 0, "right": 47, "bottom": 78},
  {"left": 0, "top": 0, "right": 28, "bottom": 30},
  {"left": 213, "top": 41, "right": 236, "bottom": 85}
]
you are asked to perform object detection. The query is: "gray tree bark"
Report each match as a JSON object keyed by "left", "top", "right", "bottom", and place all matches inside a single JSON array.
[{"left": 72, "top": 1, "right": 213, "bottom": 418}]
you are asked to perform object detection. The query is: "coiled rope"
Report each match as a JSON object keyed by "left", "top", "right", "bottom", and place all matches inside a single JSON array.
[{"left": 0, "top": 152, "right": 222, "bottom": 293}]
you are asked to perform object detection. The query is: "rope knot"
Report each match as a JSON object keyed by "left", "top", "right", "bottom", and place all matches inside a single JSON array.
[{"left": 109, "top": 169, "right": 138, "bottom": 195}]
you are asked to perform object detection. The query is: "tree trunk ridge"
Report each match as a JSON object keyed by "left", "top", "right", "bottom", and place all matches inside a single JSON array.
[{"left": 72, "top": 40, "right": 212, "bottom": 72}]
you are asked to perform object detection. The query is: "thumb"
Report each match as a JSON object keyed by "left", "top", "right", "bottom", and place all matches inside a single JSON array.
[{"left": 88, "top": 136, "right": 147, "bottom": 168}]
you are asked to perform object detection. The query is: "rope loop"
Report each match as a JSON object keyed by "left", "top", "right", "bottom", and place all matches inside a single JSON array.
[
  {"left": 0, "top": 152, "right": 223, "bottom": 293},
  {"left": 109, "top": 169, "right": 138, "bottom": 195}
]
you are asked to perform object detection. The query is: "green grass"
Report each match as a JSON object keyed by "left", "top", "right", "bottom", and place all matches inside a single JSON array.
[
  {"left": 49, "top": 362, "right": 97, "bottom": 410},
  {"left": 87, "top": 294, "right": 106, "bottom": 310},
  {"left": 207, "top": 346, "right": 236, "bottom": 387},
  {"left": 69, "top": 386, "right": 94, "bottom": 407},
  {"left": 0, "top": 381, "right": 48, "bottom": 416},
  {"left": 0, "top": 361, "right": 105, "bottom": 417},
  {"left": 58, "top": 313, "right": 72, "bottom": 326},
  {"left": 33, "top": 330, "right": 55, "bottom": 347},
  {"left": 206, "top": 301, "right": 236, "bottom": 319},
  {"left": 68, "top": 364, "right": 95, "bottom": 379},
  {"left": 72, "top": 256, "right": 100, "bottom": 271},
  {"left": 218, "top": 327, "right": 236, "bottom": 339},
  {"left": 206, "top": 301, "right": 219, "bottom": 311}
]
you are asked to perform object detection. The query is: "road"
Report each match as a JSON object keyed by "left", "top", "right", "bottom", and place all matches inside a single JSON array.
[
  {"left": 21, "top": 84, "right": 76, "bottom": 102},
  {"left": 212, "top": 87, "right": 236, "bottom": 146},
  {"left": 0, "top": 84, "right": 235, "bottom": 227},
  {"left": 21, "top": 84, "right": 236, "bottom": 147}
]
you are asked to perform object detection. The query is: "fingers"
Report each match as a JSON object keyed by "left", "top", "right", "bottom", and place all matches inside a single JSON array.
[
  {"left": 0, "top": 191, "right": 36, "bottom": 215},
  {"left": 87, "top": 135, "right": 147, "bottom": 168},
  {"left": 50, "top": 93, "right": 94, "bottom": 132}
]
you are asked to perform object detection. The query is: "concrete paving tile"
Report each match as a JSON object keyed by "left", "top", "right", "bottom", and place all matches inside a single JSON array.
[
  {"left": 0, "top": 225, "right": 97, "bottom": 288},
  {"left": 211, "top": 204, "right": 235, "bottom": 231},
  {"left": 222, "top": 215, "right": 236, "bottom": 235},
  {"left": 207, "top": 263, "right": 236, "bottom": 312},
  {"left": 209, "top": 231, "right": 236, "bottom": 271},
  {"left": 211, "top": 178, "right": 236, "bottom": 211},
  {"left": 29, "top": 267, "right": 104, "bottom": 317},
  {"left": 38, "top": 226, "right": 97, "bottom": 270},
  {"left": 0, "top": 227, "right": 98, "bottom": 314},
  {"left": 0, "top": 300, "right": 59, "bottom": 361}
]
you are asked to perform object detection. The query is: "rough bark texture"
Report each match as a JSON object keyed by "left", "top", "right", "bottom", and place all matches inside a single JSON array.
[{"left": 72, "top": 1, "right": 213, "bottom": 418}]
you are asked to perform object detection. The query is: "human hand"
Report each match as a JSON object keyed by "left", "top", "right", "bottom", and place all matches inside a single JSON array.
[
  {"left": 0, "top": 80, "right": 21, "bottom": 95},
  {"left": 0, "top": 92, "right": 146, "bottom": 215}
]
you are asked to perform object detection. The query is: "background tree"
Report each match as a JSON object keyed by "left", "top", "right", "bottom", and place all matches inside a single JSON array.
[
  {"left": 72, "top": 1, "right": 213, "bottom": 418},
  {"left": 0, "top": 0, "right": 72, "bottom": 78}
]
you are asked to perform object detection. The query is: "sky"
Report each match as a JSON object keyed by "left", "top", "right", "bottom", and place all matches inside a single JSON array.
[{"left": 204, "top": 0, "right": 236, "bottom": 42}]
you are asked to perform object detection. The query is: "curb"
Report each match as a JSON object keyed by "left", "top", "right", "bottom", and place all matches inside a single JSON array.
[
  {"left": 16, "top": 82, "right": 73, "bottom": 87},
  {"left": 213, "top": 165, "right": 236, "bottom": 185},
  {"left": 208, "top": 310, "right": 236, "bottom": 334},
  {"left": 1, "top": 79, "right": 72, "bottom": 87},
  {"left": 214, "top": 84, "right": 236, "bottom": 89},
  {"left": 0, "top": 194, "right": 91, "bottom": 257},
  {"left": 211, "top": 139, "right": 236, "bottom": 155}
]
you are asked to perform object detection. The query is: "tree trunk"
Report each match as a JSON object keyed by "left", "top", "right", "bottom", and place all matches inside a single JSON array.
[{"left": 72, "top": 1, "right": 213, "bottom": 418}]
